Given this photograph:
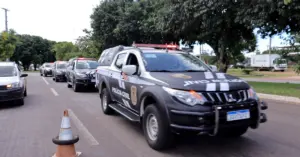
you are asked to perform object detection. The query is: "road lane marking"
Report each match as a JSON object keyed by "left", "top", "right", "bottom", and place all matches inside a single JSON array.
[
  {"left": 68, "top": 109, "right": 99, "bottom": 146},
  {"left": 50, "top": 88, "right": 59, "bottom": 96},
  {"left": 42, "top": 77, "right": 49, "bottom": 85}
]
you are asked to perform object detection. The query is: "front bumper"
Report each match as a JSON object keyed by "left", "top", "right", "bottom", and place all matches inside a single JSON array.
[
  {"left": 0, "top": 88, "right": 24, "bottom": 102},
  {"left": 168, "top": 101, "right": 268, "bottom": 135},
  {"left": 44, "top": 70, "right": 52, "bottom": 75},
  {"left": 75, "top": 78, "right": 96, "bottom": 87},
  {"left": 55, "top": 73, "right": 66, "bottom": 80}
]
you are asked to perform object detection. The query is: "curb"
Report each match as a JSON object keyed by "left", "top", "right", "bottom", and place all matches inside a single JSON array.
[{"left": 257, "top": 93, "right": 300, "bottom": 104}]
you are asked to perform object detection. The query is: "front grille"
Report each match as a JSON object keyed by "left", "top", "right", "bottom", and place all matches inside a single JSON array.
[
  {"left": 0, "top": 85, "right": 7, "bottom": 90},
  {"left": 202, "top": 90, "right": 249, "bottom": 104}
]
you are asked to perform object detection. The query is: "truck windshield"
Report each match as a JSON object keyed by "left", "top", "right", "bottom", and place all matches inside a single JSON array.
[
  {"left": 0, "top": 66, "right": 17, "bottom": 77},
  {"left": 142, "top": 53, "right": 210, "bottom": 72},
  {"left": 76, "top": 60, "right": 99, "bottom": 69}
]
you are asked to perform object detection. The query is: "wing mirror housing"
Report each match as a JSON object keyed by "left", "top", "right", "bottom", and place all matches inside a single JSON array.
[
  {"left": 122, "top": 65, "right": 137, "bottom": 75},
  {"left": 209, "top": 65, "right": 218, "bottom": 72}
]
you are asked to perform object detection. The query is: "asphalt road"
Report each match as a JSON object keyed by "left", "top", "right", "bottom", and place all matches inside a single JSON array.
[{"left": 0, "top": 72, "right": 300, "bottom": 157}]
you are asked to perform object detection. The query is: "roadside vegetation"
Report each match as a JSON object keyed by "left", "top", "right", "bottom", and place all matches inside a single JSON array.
[
  {"left": 228, "top": 68, "right": 299, "bottom": 78},
  {"left": 0, "top": 0, "right": 299, "bottom": 73},
  {"left": 249, "top": 81, "right": 300, "bottom": 98}
]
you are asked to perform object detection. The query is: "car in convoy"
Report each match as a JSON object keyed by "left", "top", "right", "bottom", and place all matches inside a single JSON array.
[
  {"left": 66, "top": 57, "right": 99, "bottom": 92},
  {"left": 0, "top": 62, "right": 28, "bottom": 105},
  {"left": 95, "top": 43, "right": 268, "bottom": 150},
  {"left": 40, "top": 62, "right": 54, "bottom": 77},
  {"left": 52, "top": 61, "right": 68, "bottom": 82}
]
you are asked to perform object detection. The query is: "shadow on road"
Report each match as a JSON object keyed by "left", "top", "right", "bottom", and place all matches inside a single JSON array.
[
  {"left": 114, "top": 115, "right": 261, "bottom": 157},
  {"left": 0, "top": 101, "right": 23, "bottom": 110}
]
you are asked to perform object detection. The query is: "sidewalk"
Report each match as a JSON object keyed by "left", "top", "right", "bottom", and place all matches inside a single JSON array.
[{"left": 258, "top": 93, "right": 300, "bottom": 104}]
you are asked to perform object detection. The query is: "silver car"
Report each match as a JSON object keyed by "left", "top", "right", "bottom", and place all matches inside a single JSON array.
[{"left": 0, "top": 62, "right": 28, "bottom": 105}]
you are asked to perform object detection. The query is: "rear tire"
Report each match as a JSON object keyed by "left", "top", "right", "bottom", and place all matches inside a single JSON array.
[
  {"left": 100, "top": 88, "right": 114, "bottom": 115},
  {"left": 143, "top": 104, "right": 174, "bottom": 150},
  {"left": 67, "top": 82, "right": 72, "bottom": 88}
]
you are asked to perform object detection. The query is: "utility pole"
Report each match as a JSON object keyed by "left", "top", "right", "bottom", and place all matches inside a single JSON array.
[{"left": 2, "top": 8, "right": 9, "bottom": 32}]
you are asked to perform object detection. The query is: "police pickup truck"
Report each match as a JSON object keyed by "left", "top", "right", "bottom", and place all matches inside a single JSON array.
[
  {"left": 66, "top": 57, "right": 98, "bottom": 92},
  {"left": 95, "top": 43, "right": 268, "bottom": 150}
]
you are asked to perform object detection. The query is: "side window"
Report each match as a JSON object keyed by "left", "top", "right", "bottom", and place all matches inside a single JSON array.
[
  {"left": 125, "top": 53, "right": 139, "bottom": 66},
  {"left": 115, "top": 53, "right": 127, "bottom": 69}
]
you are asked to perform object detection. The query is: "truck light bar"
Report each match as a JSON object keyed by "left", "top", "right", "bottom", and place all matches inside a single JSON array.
[{"left": 132, "top": 43, "right": 179, "bottom": 50}]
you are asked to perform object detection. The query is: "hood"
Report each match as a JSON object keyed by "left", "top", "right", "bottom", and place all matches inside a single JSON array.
[
  {"left": 0, "top": 76, "right": 19, "bottom": 86},
  {"left": 45, "top": 67, "right": 52, "bottom": 70},
  {"left": 147, "top": 72, "right": 250, "bottom": 92}
]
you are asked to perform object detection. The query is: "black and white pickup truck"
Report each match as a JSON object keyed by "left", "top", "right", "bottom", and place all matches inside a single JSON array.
[
  {"left": 66, "top": 57, "right": 98, "bottom": 92},
  {"left": 95, "top": 43, "right": 268, "bottom": 150}
]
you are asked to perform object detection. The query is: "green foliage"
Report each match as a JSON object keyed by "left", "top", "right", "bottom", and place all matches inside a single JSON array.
[
  {"left": 52, "top": 42, "right": 79, "bottom": 60},
  {"left": 11, "top": 34, "right": 55, "bottom": 70},
  {"left": 75, "top": 29, "right": 100, "bottom": 59},
  {"left": 242, "top": 69, "right": 254, "bottom": 75},
  {"left": 0, "top": 29, "right": 18, "bottom": 61},
  {"left": 294, "top": 62, "right": 300, "bottom": 75}
]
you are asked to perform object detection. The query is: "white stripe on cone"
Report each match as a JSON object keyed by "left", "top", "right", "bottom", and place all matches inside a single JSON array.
[{"left": 58, "top": 116, "right": 73, "bottom": 140}]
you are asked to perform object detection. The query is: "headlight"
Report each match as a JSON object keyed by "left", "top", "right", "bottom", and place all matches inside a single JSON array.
[
  {"left": 76, "top": 73, "right": 86, "bottom": 77},
  {"left": 247, "top": 87, "right": 259, "bottom": 100},
  {"left": 162, "top": 86, "right": 207, "bottom": 106},
  {"left": 7, "top": 82, "right": 21, "bottom": 88}
]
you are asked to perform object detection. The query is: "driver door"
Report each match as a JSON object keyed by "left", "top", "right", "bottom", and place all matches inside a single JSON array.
[{"left": 121, "top": 52, "right": 142, "bottom": 112}]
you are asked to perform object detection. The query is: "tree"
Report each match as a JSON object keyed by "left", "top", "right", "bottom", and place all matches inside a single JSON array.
[
  {"left": 75, "top": 29, "right": 100, "bottom": 58},
  {"left": 11, "top": 34, "right": 55, "bottom": 70},
  {"left": 0, "top": 29, "right": 18, "bottom": 61},
  {"left": 156, "top": 0, "right": 257, "bottom": 72},
  {"left": 52, "top": 42, "right": 79, "bottom": 60}
]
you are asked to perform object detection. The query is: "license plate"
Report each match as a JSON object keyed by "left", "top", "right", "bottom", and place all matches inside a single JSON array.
[
  {"left": 227, "top": 109, "right": 250, "bottom": 121},
  {"left": 91, "top": 79, "right": 95, "bottom": 82}
]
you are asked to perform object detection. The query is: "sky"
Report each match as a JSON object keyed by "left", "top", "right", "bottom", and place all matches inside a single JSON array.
[{"left": 0, "top": 0, "right": 290, "bottom": 53}]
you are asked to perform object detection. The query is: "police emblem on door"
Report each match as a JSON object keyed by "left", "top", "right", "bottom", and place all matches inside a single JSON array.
[{"left": 131, "top": 86, "right": 137, "bottom": 105}]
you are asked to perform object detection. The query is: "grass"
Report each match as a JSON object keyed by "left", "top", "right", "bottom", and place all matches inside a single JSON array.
[
  {"left": 248, "top": 81, "right": 300, "bottom": 98},
  {"left": 227, "top": 68, "right": 298, "bottom": 78}
]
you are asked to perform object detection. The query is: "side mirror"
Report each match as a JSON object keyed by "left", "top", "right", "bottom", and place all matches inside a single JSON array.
[
  {"left": 209, "top": 65, "right": 218, "bottom": 72},
  {"left": 20, "top": 74, "right": 28, "bottom": 77},
  {"left": 122, "top": 65, "right": 137, "bottom": 75}
]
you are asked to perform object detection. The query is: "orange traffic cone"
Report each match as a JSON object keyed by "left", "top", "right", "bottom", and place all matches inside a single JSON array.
[{"left": 52, "top": 110, "right": 82, "bottom": 157}]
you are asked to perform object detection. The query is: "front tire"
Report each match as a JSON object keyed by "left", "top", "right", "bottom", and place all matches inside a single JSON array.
[
  {"left": 24, "top": 88, "right": 27, "bottom": 97},
  {"left": 143, "top": 104, "right": 174, "bottom": 150},
  {"left": 100, "top": 88, "right": 114, "bottom": 115},
  {"left": 72, "top": 80, "right": 80, "bottom": 92}
]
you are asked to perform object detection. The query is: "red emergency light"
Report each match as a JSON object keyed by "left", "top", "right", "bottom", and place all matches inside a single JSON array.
[
  {"left": 77, "top": 58, "right": 96, "bottom": 60},
  {"left": 132, "top": 43, "right": 179, "bottom": 50}
]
